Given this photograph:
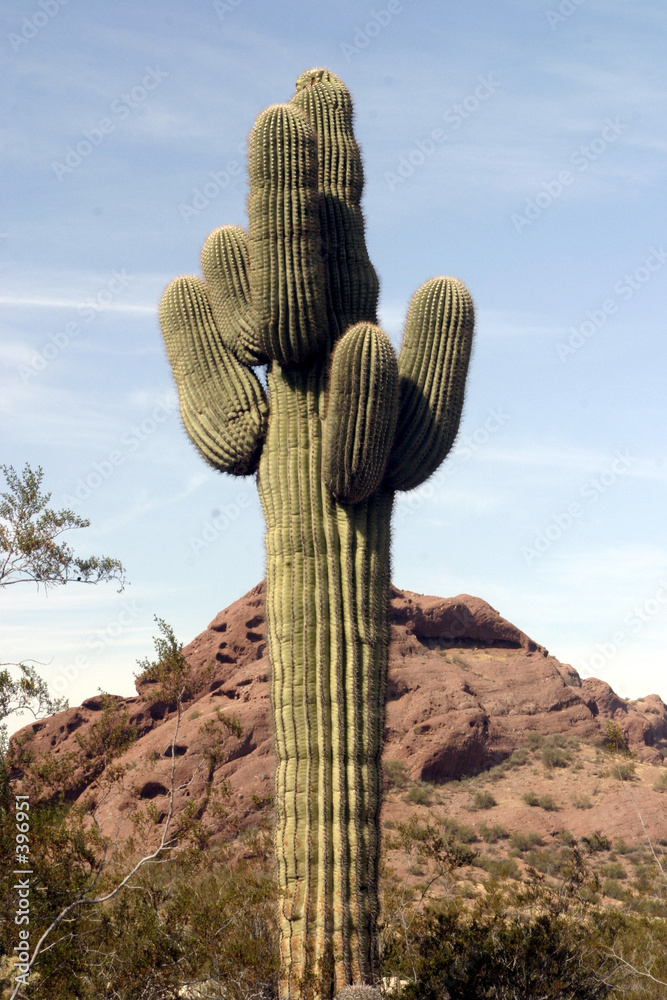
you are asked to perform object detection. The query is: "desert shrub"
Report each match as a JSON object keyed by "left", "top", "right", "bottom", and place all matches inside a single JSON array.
[
  {"left": 556, "top": 830, "right": 577, "bottom": 847},
  {"left": 405, "top": 783, "right": 432, "bottom": 806},
  {"left": 525, "top": 848, "right": 561, "bottom": 876},
  {"left": 601, "top": 862, "right": 627, "bottom": 880},
  {"left": 602, "top": 877, "right": 627, "bottom": 901},
  {"left": 612, "top": 762, "right": 636, "bottom": 781},
  {"left": 384, "top": 759, "right": 409, "bottom": 790},
  {"left": 542, "top": 744, "right": 569, "bottom": 769},
  {"left": 510, "top": 830, "right": 543, "bottom": 852},
  {"left": 454, "top": 823, "right": 477, "bottom": 845},
  {"left": 383, "top": 878, "right": 616, "bottom": 1000},
  {"left": 478, "top": 822, "right": 509, "bottom": 844},
  {"left": 0, "top": 817, "right": 280, "bottom": 1000},
  {"left": 653, "top": 770, "right": 667, "bottom": 792},
  {"left": 604, "top": 720, "right": 629, "bottom": 754},
  {"left": 506, "top": 747, "right": 529, "bottom": 768},
  {"left": 572, "top": 794, "right": 593, "bottom": 809},
  {"left": 521, "top": 790, "right": 558, "bottom": 811},
  {"left": 468, "top": 790, "right": 496, "bottom": 810},
  {"left": 581, "top": 831, "right": 612, "bottom": 853},
  {"left": 440, "top": 818, "right": 477, "bottom": 845},
  {"left": 473, "top": 855, "right": 518, "bottom": 879},
  {"left": 526, "top": 732, "right": 544, "bottom": 749}
]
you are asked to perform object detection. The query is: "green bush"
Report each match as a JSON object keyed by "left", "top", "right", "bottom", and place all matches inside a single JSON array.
[
  {"left": 510, "top": 830, "right": 543, "bottom": 852},
  {"left": 602, "top": 878, "right": 627, "bottom": 901},
  {"left": 383, "top": 880, "right": 616, "bottom": 1000},
  {"left": 604, "top": 720, "right": 629, "bottom": 754},
  {"left": 405, "top": 783, "right": 432, "bottom": 806},
  {"left": 469, "top": 790, "right": 497, "bottom": 810},
  {"left": 601, "top": 862, "right": 627, "bottom": 880},
  {"left": 523, "top": 790, "right": 559, "bottom": 811},
  {"left": 525, "top": 848, "right": 562, "bottom": 876},
  {"left": 384, "top": 758, "right": 409, "bottom": 790},
  {"left": 582, "top": 831, "right": 612, "bottom": 853},
  {"left": 473, "top": 855, "right": 518, "bottom": 879},
  {"left": 478, "top": 822, "right": 509, "bottom": 844},
  {"left": 612, "top": 762, "right": 636, "bottom": 781},
  {"left": 542, "top": 744, "right": 569, "bottom": 768}
]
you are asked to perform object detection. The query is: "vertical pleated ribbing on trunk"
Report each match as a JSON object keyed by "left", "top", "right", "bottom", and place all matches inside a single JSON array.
[{"left": 260, "top": 364, "right": 391, "bottom": 998}]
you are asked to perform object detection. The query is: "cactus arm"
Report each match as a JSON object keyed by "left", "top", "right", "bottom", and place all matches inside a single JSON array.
[
  {"left": 159, "top": 275, "right": 268, "bottom": 475},
  {"left": 385, "top": 276, "right": 475, "bottom": 492},
  {"left": 324, "top": 322, "right": 399, "bottom": 505},
  {"left": 201, "top": 225, "right": 267, "bottom": 366},
  {"left": 291, "top": 68, "right": 379, "bottom": 337},
  {"left": 248, "top": 104, "right": 328, "bottom": 365}
]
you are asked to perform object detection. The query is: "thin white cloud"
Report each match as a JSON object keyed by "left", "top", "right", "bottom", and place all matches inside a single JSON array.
[{"left": 0, "top": 295, "right": 156, "bottom": 313}]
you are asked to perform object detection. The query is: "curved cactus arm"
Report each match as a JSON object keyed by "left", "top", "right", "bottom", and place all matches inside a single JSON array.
[
  {"left": 159, "top": 275, "right": 268, "bottom": 475},
  {"left": 384, "top": 276, "right": 475, "bottom": 492},
  {"left": 291, "top": 68, "right": 379, "bottom": 337},
  {"left": 201, "top": 225, "right": 267, "bottom": 366},
  {"left": 248, "top": 104, "right": 327, "bottom": 365},
  {"left": 324, "top": 322, "right": 399, "bottom": 505}
]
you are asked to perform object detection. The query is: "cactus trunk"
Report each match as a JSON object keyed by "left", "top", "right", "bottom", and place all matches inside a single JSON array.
[{"left": 260, "top": 362, "right": 391, "bottom": 997}]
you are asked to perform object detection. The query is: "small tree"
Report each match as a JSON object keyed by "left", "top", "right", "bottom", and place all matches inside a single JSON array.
[{"left": 0, "top": 463, "right": 125, "bottom": 590}]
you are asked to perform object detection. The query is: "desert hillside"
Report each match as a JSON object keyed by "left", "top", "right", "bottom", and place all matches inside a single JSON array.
[{"left": 10, "top": 582, "right": 667, "bottom": 871}]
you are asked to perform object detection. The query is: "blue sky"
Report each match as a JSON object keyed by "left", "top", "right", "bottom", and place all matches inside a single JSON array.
[{"left": 3, "top": 0, "right": 666, "bottom": 726}]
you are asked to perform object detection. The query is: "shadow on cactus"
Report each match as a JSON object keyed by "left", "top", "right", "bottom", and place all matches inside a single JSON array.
[{"left": 159, "top": 67, "right": 474, "bottom": 1000}]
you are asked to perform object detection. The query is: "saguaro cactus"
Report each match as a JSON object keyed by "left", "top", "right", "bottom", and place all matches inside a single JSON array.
[{"left": 159, "top": 68, "right": 474, "bottom": 999}]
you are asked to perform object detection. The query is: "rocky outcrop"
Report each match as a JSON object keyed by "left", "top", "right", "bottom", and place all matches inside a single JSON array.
[{"left": 10, "top": 583, "right": 667, "bottom": 842}]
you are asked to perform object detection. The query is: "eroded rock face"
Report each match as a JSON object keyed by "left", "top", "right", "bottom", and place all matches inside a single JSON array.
[{"left": 10, "top": 583, "right": 667, "bottom": 842}]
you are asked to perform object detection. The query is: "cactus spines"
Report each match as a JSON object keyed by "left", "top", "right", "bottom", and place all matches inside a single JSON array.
[
  {"left": 324, "top": 323, "right": 399, "bottom": 504},
  {"left": 159, "top": 67, "right": 475, "bottom": 1000},
  {"left": 292, "top": 68, "right": 379, "bottom": 337},
  {"left": 201, "top": 226, "right": 267, "bottom": 366},
  {"left": 385, "top": 276, "right": 475, "bottom": 492},
  {"left": 159, "top": 276, "right": 268, "bottom": 474},
  {"left": 248, "top": 104, "right": 327, "bottom": 365}
]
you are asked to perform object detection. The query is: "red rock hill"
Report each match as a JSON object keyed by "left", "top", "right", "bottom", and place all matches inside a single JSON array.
[{"left": 11, "top": 583, "right": 667, "bottom": 844}]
